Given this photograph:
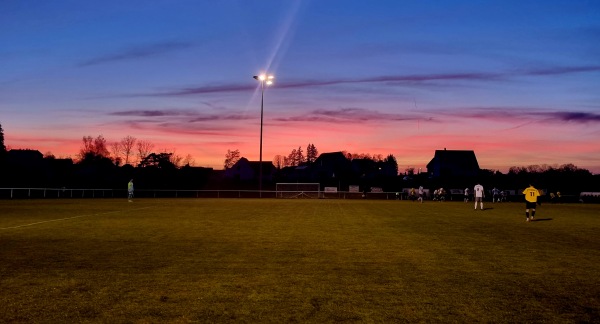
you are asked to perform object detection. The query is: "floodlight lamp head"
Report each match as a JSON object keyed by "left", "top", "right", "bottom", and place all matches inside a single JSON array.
[{"left": 253, "top": 74, "right": 274, "bottom": 82}]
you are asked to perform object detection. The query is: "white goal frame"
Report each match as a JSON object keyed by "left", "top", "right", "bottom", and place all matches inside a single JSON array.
[{"left": 275, "top": 183, "right": 321, "bottom": 199}]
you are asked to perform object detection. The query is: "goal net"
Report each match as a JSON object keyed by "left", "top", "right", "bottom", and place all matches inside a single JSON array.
[{"left": 276, "top": 183, "right": 321, "bottom": 198}]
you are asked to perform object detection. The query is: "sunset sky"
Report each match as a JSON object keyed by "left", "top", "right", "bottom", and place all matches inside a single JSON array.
[{"left": 2, "top": 1, "right": 599, "bottom": 173}]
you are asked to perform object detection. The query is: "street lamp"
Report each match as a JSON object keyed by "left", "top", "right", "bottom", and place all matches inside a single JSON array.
[{"left": 253, "top": 74, "right": 274, "bottom": 196}]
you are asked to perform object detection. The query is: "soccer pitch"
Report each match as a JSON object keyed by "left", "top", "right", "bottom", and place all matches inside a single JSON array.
[{"left": 1, "top": 199, "right": 599, "bottom": 323}]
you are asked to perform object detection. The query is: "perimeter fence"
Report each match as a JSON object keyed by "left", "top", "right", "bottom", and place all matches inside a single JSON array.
[
  {"left": 0, "top": 188, "right": 397, "bottom": 200},
  {"left": 0, "top": 187, "right": 591, "bottom": 202}
]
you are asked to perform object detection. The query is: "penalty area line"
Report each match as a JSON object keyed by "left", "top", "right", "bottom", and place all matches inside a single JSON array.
[{"left": 0, "top": 206, "right": 154, "bottom": 230}]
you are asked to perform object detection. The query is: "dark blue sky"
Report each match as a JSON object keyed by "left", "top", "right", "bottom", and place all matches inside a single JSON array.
[{"left": 1, "top": 1, "right": 599, "bottom": 172}]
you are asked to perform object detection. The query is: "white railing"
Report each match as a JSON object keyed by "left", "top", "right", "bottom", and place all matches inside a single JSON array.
[{"left": 0, "top": 188, "right": 402, "bottom": 200}]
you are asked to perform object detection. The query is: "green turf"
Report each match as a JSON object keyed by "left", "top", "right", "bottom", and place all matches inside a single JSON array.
[{"left": 1, "top": 199, "right": 599, "bottom": 323}]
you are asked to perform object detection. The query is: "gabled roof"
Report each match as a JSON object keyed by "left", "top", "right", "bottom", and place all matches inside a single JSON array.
[
  {"left": 314, "top": 152, "right": 349, "bottom": 165},
  {"left": 234, "top": 157, "right": 275, "bottom": 173},
  {"left": 427, "top": 149, "right": 480, "bottom": 170}
]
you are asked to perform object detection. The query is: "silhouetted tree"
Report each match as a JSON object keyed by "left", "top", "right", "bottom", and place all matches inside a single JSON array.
[
  {"left": 136, "top": 140, "right": 154, "bottom": 165},
  {"left": 182, "top": 154, "right": 195, "bottom": 167},
  {"left": 224, "top": 149, "right": 241, "bottom": 169},
  {"left": 341, "top": 151, "right": 386, "bottom": 162},
  {"left": 384, "top": 154, "right": 398, "bottom": 175},
  {"left": 78, "top": 135, "right": 110, "bottom": 162},
  {"left": 110, "top": 142, "right": 122, "bottom": 165},
  {"left": 43, "top": 151, "right": 55, "bottom": 159},
  {"left": 0, "top": 123, "right": 6, "bottom": 161},
  {"left": 288, "top": 146, "right": 304, "bottom": 166},
  {"left": 170, "top": 151, "right": 183, "bottom": 167},
  {"left": 273, "top": 155, "right": 284, "bottom": 169},
  {"left": 306, "top": 143, "right": 318, "bottom": 163},
  {"left": 119, "top": 135, "right": 137, "bottom": 165},
  {"left": 139, "top": 152, "right": 175, "bottom": 169}
]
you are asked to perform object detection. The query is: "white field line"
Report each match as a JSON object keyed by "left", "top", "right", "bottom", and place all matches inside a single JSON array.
[{"left": 0, "top": 206, "right": 153, "bottom": 230}]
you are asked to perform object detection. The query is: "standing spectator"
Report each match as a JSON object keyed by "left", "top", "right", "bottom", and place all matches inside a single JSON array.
[
  {"left": 128, "top": 179, "right": 134, "bottom": 202},
  {"left": 474, "top": 183, "right": 484, "bottom": 210},
  {"left": 418, "top": 186, "right": 424, "bottom": 203},
  {"left": 464, "top": 187, "right": 470, "bottom": 203},
  {"left": 523, "top": 184, "right": 541, "bottom": 222}
]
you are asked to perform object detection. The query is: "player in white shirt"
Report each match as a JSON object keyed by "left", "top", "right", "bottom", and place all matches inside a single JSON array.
[{"left": 474, "top": 183, "right": 484, "bottom": 210}]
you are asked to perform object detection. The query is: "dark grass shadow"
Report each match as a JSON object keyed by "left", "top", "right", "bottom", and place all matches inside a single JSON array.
[{"left": 531, "top": 218, "right": 553, "bottom": 222}]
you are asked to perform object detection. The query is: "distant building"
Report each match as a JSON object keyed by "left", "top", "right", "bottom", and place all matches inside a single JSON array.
[
  {"left": 351, "top": 158, "right": 398, "bottom": 179},
  {"left": 351, "top": 158, "right": 378, "bottom": 179},
  {"left": 278, "top": 165, "right": 310, "bottom": 182},
  {"left": 426, "top": 149, "right": 480, "bottom": 177},
  {"left": 223, "top": 157, "right": 275, "bottom": 182},
  {"left": 310, "top": 151, "right": 353, "bottom": 181},
  {"left": 7, "top": 149, "right": 44, "bottom": 167}
]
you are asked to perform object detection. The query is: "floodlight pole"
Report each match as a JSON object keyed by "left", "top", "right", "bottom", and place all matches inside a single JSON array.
[{"left": 253, "top": 74, "right": 273, "bottom": 197}]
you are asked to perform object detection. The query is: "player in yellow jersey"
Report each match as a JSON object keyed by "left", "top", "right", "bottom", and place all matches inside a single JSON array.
[{"left": 523, "top": 184, "right": 540, "bottom": 222}]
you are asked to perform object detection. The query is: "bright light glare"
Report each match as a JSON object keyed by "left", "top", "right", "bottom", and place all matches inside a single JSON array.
[{"left": 255, "top": 74, "right": 274, "bottom": 85}]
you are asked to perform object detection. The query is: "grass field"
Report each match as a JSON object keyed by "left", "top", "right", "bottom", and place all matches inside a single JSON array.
[{"left": 1, "top": 199, "right": 599, "bottom": 323}]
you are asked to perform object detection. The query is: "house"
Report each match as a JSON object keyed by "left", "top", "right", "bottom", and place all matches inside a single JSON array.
[
  {"left": 309, "top": 152, "right": 353, "bottom": 181},
  {"left": 278, "top": 165, "right": 311, "bottom": 182},
  {"left": 426, "top": 149, "right": 480, "bottom": 177},
  {"left": 7, "top": 149, "right": 44, "bottom": 168},
  {"left": 223, "top": 157, "right": 276, "bottom": 182},
  {"left": 351, "top": 158, "right": 398, "bottom": 179}
]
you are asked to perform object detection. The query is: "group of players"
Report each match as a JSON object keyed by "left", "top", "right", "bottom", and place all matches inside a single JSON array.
[
  {"left": 408, "top": 183, "right": 541, "bottom": 222},
  {"left": 129, "top": 178, "right": 541, "bottom": 222},
  {"left": 472, "top": 183, "right": 540, "bottom": 221}
]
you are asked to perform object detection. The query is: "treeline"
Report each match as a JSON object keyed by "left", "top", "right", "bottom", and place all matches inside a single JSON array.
[
  {"left": 0, "top": 126, "right": 400, "bottom": 190},
  {"left": 0, "top": 123, "right": 598, "bottom": 195}
]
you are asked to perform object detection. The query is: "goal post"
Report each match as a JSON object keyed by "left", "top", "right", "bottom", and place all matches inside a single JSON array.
[{"left": 275, "top": 183, "right": 321, "bottom": 198}]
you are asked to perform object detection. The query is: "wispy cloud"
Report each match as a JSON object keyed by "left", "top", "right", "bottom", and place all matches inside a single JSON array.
[
  {"left": 521, "top": 65, "right": 600, "bottom": 76},
  {"left": 121, "top": 120, "right": 248, "bottom": 137},
  {"left": 109, "top": 109, "right": 198, "bottom": 117},
  {"left": 130, "top": 64, "right": 599, "bottom": 97},
  {"left": 108, "top": 109, "right": 254, "bottom": 123},
  {"left": 541, "top": 111, "right": 600, "bottom": 123},
  {"left": 436, "top": 107, "right": 600, "bottom": 124},
  {"left": 78, "top": 41, "right": 194, "bottom": 67},
  {"left": 274, "top": 107, "right": 435, "bottom": 124}
]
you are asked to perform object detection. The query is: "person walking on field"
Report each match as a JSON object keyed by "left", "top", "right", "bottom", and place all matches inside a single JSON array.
[
  {"left": 474, "top": 183, "right": 484, "bottom": 210},
  {"left": 127, "top": 179, "right": 134, "bottom": 202},
  {"left": 523, "top": 184, "right": 540, "bottom": 222}
]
